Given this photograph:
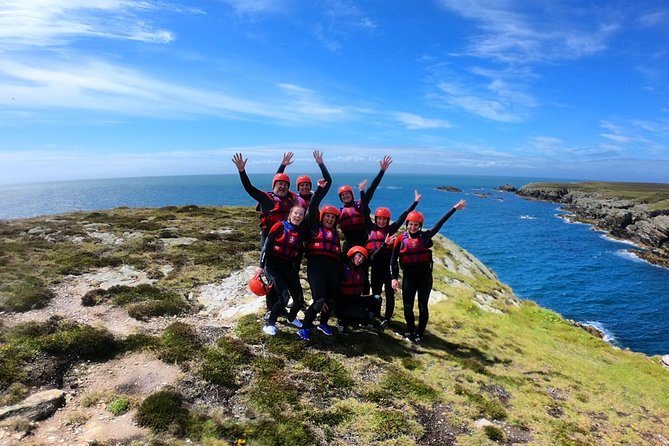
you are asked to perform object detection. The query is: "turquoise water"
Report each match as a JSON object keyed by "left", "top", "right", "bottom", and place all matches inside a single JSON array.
[{"left": 1, "top": 174, "right": 668, "bottom": 355}]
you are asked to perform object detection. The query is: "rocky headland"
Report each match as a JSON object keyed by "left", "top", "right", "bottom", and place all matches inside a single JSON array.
[
  {"left": 1, "top": 205, "right": 668, "bottom": 445},
  {"left": 517, "top": 182, "right": 669, "bottom": 268}
]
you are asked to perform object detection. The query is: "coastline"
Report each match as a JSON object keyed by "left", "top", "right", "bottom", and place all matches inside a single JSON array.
[{"left": 516, "top": 182, "right": 669, "bottom": 269}]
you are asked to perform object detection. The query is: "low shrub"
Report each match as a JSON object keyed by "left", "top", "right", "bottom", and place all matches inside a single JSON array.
[
  {"left": 0, "top": 278, "right": 54, "bottom": 312},
  {"left": 157, "top": 322, "right": 202, "bottom": 364},
  {"left": 109, "top": 397, "right": 131, "bottom": 416},
  {"left": 135, "top": 389, "right": 189, "bottom": 435}
]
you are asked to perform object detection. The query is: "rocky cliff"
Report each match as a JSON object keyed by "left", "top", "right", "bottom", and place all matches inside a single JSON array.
[{"left": 517, "top": 182, "right": 669, "bottom": 267}]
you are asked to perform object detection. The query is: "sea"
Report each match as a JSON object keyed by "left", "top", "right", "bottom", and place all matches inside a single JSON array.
[{"left": 1, "top": 173, "right": 668, "bottom": 356}]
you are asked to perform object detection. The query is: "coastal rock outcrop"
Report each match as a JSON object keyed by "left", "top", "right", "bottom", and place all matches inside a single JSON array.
[
  {"left": 495, "top": 184, "right": 518, "bottom": 192},
  {"left": 517, "top": 184, "right": 669, "bottom": 267},
  {"left": 436, "top": 185, "right": 463, "bottom": 192}
]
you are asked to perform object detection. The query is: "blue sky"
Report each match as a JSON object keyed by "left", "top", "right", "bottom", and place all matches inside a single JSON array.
[{"left": 1, "top": 0, "right": 668, "bottom": 185}]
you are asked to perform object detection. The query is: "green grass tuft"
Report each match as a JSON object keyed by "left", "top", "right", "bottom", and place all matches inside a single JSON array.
[
  {"left": 157, "top": 322, "right": 202, "bottom": 364},
  {"left": 109, "top": 397, "right": 131, "bottom": 416},
  {"left": 135, "top": 389, "right": 189, "bottom": 435}
]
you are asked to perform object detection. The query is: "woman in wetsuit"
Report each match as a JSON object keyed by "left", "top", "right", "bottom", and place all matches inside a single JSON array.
[
  {"left": 390, "top": 199, "right": 466, "bottom": 344},
  {"left": 258, "top": 206, "right": 307, "bottom": 335}
]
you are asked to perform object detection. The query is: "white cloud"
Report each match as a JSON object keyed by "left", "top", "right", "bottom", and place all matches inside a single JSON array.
[
  {"left": 435, "top": 81, "right": 524, "bottom": 122},
  {"left": 437, "top": 0, "right": 617, "bottom": 63},
  {"left": 0, "top": 1, "right": 177, "bottom": 50},
  {"left": 394, "top": 112, "right": 452, "bottom": 129}
]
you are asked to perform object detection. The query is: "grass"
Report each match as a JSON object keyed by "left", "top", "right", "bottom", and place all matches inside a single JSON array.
[
  {"left": 1, "top": 206, "right": 668, "bottom": 445},
  {"left": 521, "top": 181, "right": 669, "bottom": 210}
]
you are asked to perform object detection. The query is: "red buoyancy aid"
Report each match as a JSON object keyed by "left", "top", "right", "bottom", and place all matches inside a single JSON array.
[
  {"left": 258, "top": 191, "right": 298, "bottom": 231},
  {"left": 297, "top": 194, "right": 310, "bottom": 209},
  {"left": 340, "top": 264, "right": 365, "bottom": 297},
  {"left": 398, "top": 231, "right": 432, "bottom": 265},
  {"left": 270, "top": 221, "right": 303, "bottom": 261},
  {"left": 339, "top": 202, "right": 365, "bottom": 233},
  {"left": 366, "top": 227, "right": 389, "bottom": 252},
  {"left": 306, "top": 226, "right": 341, "bottom": 259}
]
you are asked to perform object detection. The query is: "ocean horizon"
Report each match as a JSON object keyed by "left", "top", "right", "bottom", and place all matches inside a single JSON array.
[{"left": 2, "top": 173, "right": 668, "bottom": 355}]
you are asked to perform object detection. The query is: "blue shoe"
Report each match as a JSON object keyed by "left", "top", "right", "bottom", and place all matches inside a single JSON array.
[
  {"left": 317, "top": 324, "right": 333, "bottom": 336},
  {"left": 297, "top": 328, "right": 311, "bottom": 341}
]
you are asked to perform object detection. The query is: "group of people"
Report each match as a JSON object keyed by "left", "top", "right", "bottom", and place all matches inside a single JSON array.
[{"left": 233, "top": 151, "right": 466, "bottom": 344}]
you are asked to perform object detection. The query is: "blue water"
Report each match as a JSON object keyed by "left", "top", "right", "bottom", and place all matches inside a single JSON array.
[{"left": 2, "top": 174, "right": 668, "bottom": 355}]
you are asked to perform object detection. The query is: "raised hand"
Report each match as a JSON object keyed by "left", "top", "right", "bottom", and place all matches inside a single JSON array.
[
  {"left": 384, "top": 233, "right": 397, "bottom": 246},
  {"left": 453, "top": 199, "right": 467, "bottom": 211},
  {"left": 358, "top": 179, "right": 367, "bottom": 191},
  {"left": 317, "top": 178, "right": 329, "bottom": 188},
  {"left": 380, "top": 155, "right": 393, "bottom": 171},
  {"left": 281, "top": 152, "right": 294, "bottom": 166},
  {"left": 313, "top": 150, "right": 324, "bottom": 164},
  {"left": 414, "top": 190, "right": 422, "bottom": 202},
  {"left": 232, "top": 153, "right": 247, "bottom": 172}
]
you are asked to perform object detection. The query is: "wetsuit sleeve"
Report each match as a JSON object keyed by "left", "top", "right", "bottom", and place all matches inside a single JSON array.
[
  {"left": 307, "top": 185, "right": 326, "bottom": 235},
  {"left": 390, "top": 237, "right": 402, "bottom": 279},
  {"left": 318, "top": 162, "right": 332, "bottom": 189},
  {"left": 388, "top": 199, "right": 419, "bottom": 234},
  {"left": 239, "top": 170, "right": 274, "bottom": 212},
  {"left": 365, "top": 168, "right": 385, "bottom": 203},
  {"left": 260, "top": 223, "right": 282, "bottom": 268},
  {"left": 360, "top": 190, "right": 373, "bottom": 233},
  {"left": 276, "top": 163, "right": 286, "bottom": 174},
  {"left": 425, "top": 207, "right": 457, "bottom": 239}
]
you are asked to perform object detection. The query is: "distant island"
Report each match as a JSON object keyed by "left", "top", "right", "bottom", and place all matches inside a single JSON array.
[
  {"left": 517, "top": 181, "right": 669, "bottom": 268},
  {"left": 436, "top": 185, "right": 463, "bottom": 192}
]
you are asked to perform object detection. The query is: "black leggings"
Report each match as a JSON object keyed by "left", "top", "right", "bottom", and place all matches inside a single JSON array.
[
  {"left": 401, "top": 263, "right": 433, "bottom": 336},
  {"left": 370, "top": 255, "right": 394, "bottom": 320},
  {"left": 303, "top": 256, "right": 340, "bottom": 329},
  {"left": 335, "top": 295, "right": 381, "bottom": 326},
  {"left": 264, "top": 257, "right": 304, "bottom": 325}
]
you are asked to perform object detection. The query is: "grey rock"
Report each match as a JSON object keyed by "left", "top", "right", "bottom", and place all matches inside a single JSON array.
[{"left": 0, "top": 389, "right": 65, "bottom": 421}]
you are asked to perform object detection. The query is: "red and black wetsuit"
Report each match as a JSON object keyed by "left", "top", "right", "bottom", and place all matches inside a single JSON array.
[
  {"left": 260, "top": 220, "right": 305, "bottom": 326},
  {"left": 302, "top": 182, "right": 341, "bottom": 330},
  {"left": 276, "top": 161, "right": 332, "bottom": 209},
  {"left": 335, "top": 261, "right": 381, "bottom": 327},
  {"left": 364, "top": 193, "right": 418, "bottom": 324},
  {"left": 390, "top": 207, "right": 458, "bottom": 337},
  {"left": 339, "top": 168, "right": 386, "bottom": 254},
  {"left": 237, "top": 169, "right": 298, "bottom": 310}
]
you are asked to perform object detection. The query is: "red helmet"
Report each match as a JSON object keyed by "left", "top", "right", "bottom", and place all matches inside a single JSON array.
[
  {"left": 272, "top": 173, "right": 290, "bottom": 188},
  {"left": 375, "top": 207, "right": 391, "bottom": 219},
  {"left": 296, "top": 175, "right": 312, "bottom": 187},
  {"left": 320, "top": 205, "right": 340, "bottom": 222},
  {"left": 347, "top": 245, "right": 368, "bottom": 260},
  {"left": 338, "top": 185, "right": 353, "bottom": 196},
  {"left": 249, "top": 275, "right": 271, "bottom": 296},
  {"left": 406, "top": 211, "right": 424, "bottom": 225}
]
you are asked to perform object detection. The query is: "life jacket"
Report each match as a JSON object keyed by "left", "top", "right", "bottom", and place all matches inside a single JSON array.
[
  {"left": 306, "top": 226, "right": 341, "bottom": 259},
  {"left": 297, "top": 193, "right": 311, "bottom": 209},
  {"left": 339, "top": 202, "right": 365, "bottom": 233},
  {"left": 340, "top": 263, "right": 365, "bottom": 297},
  {"left": 270, "top": 221, "right": 303, "bottom": 261},
  {"left": 366, "top": 227, "right": 389, "bottom": 252},
  {"left": 258, "top": 191, "right": 298, "bottom": 231},
  {"left": 397, "top": 231, "right": 432, "bottom": 265}
]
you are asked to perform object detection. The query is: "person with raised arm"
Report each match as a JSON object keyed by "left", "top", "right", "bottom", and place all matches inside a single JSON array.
[
  {"left": 390, "top": 199, "right": 467, "bottom": 344},
  {"left": 297, "top": 178, "right": 341, "bottom": 341},
  {"left": 258, "top": 205, "right": 307, "bottom": 336},
  {"left": 365, "top": 189, "right": 421, "bottom": 330},
  {"left": 338, "top": 155, "right": 392, "bottom": 255},
  {"left": 276, "top": 151, "right": 332, "bottom": 208}
]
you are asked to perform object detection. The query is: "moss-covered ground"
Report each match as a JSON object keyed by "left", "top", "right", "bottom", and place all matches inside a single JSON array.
[{"left": 1, "top": 206, "right": 668, "bottom": 445}]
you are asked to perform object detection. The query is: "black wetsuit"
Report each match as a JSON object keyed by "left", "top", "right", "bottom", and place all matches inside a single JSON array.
[
  {"left": 302, "top": 183, "right": 341, "bottom": 329},
  {"left": 365, "top": 195, "right": 418, "bottom": 324},
  {"left": 390, "top": 208, "right": 457, "bottom": 337},
  {"left": 335, "top": 260, "right": 381, "bottom": 327},
  {"left": 237, "top": 169, "right": 299, "bottom": 310},
  {"left": 339, "top": 168, "right": 385, "bottom": 255},
  {"left": 260, "top": 220, "right": 306, "bottom": 326}
]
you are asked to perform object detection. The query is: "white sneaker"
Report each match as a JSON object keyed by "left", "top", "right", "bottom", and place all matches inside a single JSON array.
[
  {"left": 262, "top": 325, "right": 277, "bottom": 336},
  {"left": 289, "top": 319, "right": 303, "bottom": 328}
]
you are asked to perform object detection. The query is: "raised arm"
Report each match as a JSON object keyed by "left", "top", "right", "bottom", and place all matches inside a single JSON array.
[
  {"left": 276, "top": 152, "right": 294, "bottom": 174},
  {"left": 365, "top": 155, "right": 392, "bottom": 203},
  {"left": 313, "top": 150, "right": 332, "bottom": 187},
  {"left": 424, "top": 199, "right": 466, "bottom": 239},
  {"left": 232, "top": 153, "right": 274, "bottom": 210},
  {"left": 307, "top": 179, "right": 328, "bottom": 234},
  {"left": 360, "top": 189, "right": 373, "bottom": 232},
  {"left": 390, "top": 235, "right": 402, "bottom": 287},
  {"left": 389, "top": 190, "right": 421, "bottom": 234}
]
